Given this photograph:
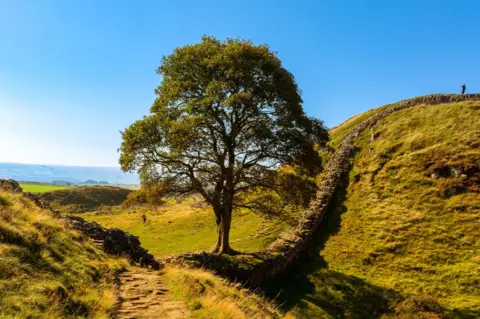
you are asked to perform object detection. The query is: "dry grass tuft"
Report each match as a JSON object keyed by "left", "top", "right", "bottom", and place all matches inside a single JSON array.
[
  {"left": 163, "top": 265, "right": 290, "bottom": 318},
  {"left": 0, "top": 191, "right": 127, "bottom": 318}
]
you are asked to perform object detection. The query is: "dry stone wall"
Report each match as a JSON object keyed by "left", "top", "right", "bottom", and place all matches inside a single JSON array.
[
  {"left": 66, "top": 215, "right": 162, "bottom": 269},
  {"left": 170, "top": 94, "right": 480, "bottom": 287}
]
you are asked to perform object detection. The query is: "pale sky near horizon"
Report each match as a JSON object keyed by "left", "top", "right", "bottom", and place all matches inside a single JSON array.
[{"left": 1, "top": 0, "right": 479, "bottom": 166}]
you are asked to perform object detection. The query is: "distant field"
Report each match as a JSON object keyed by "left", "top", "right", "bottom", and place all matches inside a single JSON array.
[
  {"left": 19, "top": 183, "right": 68, "bottom": 193},
  {"left": 81, "top": 199, "right": 288, "bottom": 257}
]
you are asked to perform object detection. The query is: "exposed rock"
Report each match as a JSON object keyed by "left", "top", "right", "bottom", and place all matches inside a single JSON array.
[
  {"left": 65, "top": 215, "right": 162, "bottom": 270},
  {"left": 450, "top": 167, "right": 462, "bottom": 178},
  {"left": 427, "top": 158, "right": 479, "bottom": 181},
  {"left": 369, "top": 132, "right": 380, "bottom": 142},
  {"left": 0, "top": 179, "right": 22, "bottom": 193}
]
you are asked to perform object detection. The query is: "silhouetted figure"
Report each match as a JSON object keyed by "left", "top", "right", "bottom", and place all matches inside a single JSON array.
[
  {"left": 461, "top": 83, "right": 466, "bottom": 95},
  {"left": 141, "top": 213, "right": 147, "bottom": 224}
]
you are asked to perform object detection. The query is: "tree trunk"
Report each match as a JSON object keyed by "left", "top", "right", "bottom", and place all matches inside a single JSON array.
[
  {"left": 211, "top": 204, "right": 233, "bottom": 254},
  {"left": 212, "top": 207, "right": 222, "bottom": 253},
  {"left": 219, "top": 210, "right": 232, "bottom": 254},
  {"left": 216, "top": 148, "right": 235, "bottom": 254}
]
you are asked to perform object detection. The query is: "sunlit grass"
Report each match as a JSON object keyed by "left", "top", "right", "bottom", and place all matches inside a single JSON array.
[
  {"left": 19, "top": 182, "right": 67, "bottom": 193},
  {"left": 81, "top": 199, "right": 288, "bottom": 257},
  {"left": 0, "top": 191, "right": 126, "bottom": 318},
  {"left": 322, "top": 101, "right": 480, "bottom": 313},
  {"left": 162, "top": 266, "right": 290, "bottom": 318},
  {"left": 266, "top": 100, "right": 480, "bottom": 318}
]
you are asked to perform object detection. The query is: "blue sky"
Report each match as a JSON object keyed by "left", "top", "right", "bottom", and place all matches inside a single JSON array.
[{"left": 1, "top": 0, "right": 479, "bottom": 166}]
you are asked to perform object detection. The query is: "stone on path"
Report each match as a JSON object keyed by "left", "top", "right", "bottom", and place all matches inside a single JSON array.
[{"left": 116, "top": 268, "right": 189, "bottom": 319}]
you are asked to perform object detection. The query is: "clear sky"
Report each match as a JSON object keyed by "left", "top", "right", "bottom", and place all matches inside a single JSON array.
[{"left": 1, "top": 0, "right": 479, "bottom": 166}]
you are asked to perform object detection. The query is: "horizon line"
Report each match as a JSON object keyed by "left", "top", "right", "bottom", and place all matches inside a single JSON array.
[{"left": 0, "top": 160, "right": 125, "bottom": 170}]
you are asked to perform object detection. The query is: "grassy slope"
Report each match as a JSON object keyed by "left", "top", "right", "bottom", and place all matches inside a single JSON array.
[
  {"left": 324, "top": 101, "right": 480, "bottom": 310},
  {"left": 265, "top": 101, "right": 479, "bottom": 318},
  {"left": 20, "top": 183, "right": 67, "bottom": 193},
  {"left": 163, "top": 266, "right": 292, "bottom": 318},
  {"left": 82, "top": 198, "right": 288, "bottom": 257},
  {"left": 0, "top": 191, "right": 286, "bottom": 319},
  {"left": 328, "top": 103, "right": 392, "bottom": 149},
  {"left": 37, "top": 186, "right": 132, "bottom": 213},
  {"left": 0, "top": 191, "right": 126, "bottom": 319}
]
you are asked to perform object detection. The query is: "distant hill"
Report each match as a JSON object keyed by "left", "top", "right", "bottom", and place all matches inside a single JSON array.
[
  {"left": 38, "top": 186, "right": 133, "bottom": 213},
  {"left": 0, "top": 162, "right": 139, "bottom": 185}
]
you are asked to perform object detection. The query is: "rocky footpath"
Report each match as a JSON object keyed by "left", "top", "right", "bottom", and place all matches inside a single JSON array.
[
  {"left": 0, "top": 179, "right": 161, "bottom": 269},
  {"left": 169, "top": 94, "right": 480, "bottom": 287}
]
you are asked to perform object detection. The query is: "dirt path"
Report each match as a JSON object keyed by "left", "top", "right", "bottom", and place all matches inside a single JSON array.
[{"left": 116, "top": 268, "right": 189, "bottom": 319}]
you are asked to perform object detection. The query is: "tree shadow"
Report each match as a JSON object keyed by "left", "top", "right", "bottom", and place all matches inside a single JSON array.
[{"left": 451, "top": 309, "right": 480, "bottom": 319}]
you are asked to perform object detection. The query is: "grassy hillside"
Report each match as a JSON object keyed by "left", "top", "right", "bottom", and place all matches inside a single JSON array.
[
  {"left": 328, "top": 103, "right": 391, "bottom": 149},
  {"left": 0, "top": 190, "right": 287, "bottom": 318},
  {"left": 20, "top": 182, "right": 68, "bottom": 193},
  {"left": 162, "top": 266, "right": 291, "bottom": 318},
  {"left": 0, "top": 190, "right": 126, "bottom": 318},
  {"left": 81, "top": 198, "right": 288, "bottom": 257},
  {"left": 37, "top": 186, "right": 131, "bottom": 213},
  {"left": 266, "top": 100, "right": 479, "bottom": 318}
]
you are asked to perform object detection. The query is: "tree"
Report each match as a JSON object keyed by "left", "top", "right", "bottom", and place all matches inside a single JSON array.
[{"left": 119, "top": 36, "right": 328, "bottom": 254}]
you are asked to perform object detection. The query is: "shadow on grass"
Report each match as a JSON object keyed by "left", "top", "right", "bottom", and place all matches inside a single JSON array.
[
  {"left": 260, "top": 169, "right": 400, "bottom": 318},
  {"left": 260, "top": 157, "right": 479, "bottom": 318}
]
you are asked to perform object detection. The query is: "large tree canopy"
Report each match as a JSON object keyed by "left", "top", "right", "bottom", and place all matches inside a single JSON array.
[{"left": 120, "top": 36, "right": 328, "bottom": 253}]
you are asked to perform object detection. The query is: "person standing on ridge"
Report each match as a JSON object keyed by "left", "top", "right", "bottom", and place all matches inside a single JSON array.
[
  {"left": 141, "top": 213, "right": 147, "bottom": 224},
  {"left": 461, "top": 83, "right": 466, "bottom": 95}
]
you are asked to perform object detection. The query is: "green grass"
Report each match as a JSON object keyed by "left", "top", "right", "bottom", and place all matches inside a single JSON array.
[
  {"left": 0, "top": 190, "right": 126, "bottom": 318},
  {"left": 19, "top": 182, "right": 67, "bottom": 193},
  {"left": 81, "top": 198, "right": 288, "bottom": 257},
  {"left": 265, "top": 100, "right": 480, "bottom": 318}
]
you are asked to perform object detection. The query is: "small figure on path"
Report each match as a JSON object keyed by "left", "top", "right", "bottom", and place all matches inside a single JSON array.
[
  {"left": 141, "top": 213, "right": 147, "bottom": 224},
  {"left": 461, "top": 83, "right": 466, "bottom": 95}
]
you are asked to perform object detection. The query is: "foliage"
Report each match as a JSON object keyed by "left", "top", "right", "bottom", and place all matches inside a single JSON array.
[
  {"left": 235, "top": 167, "right": 318, "bottom": 224},
  {"left": 120, "top": 36, "right": 328, "bottom": 253},
  {"left": 123, "top": 183, "right": 166, "bottom": 207}
]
